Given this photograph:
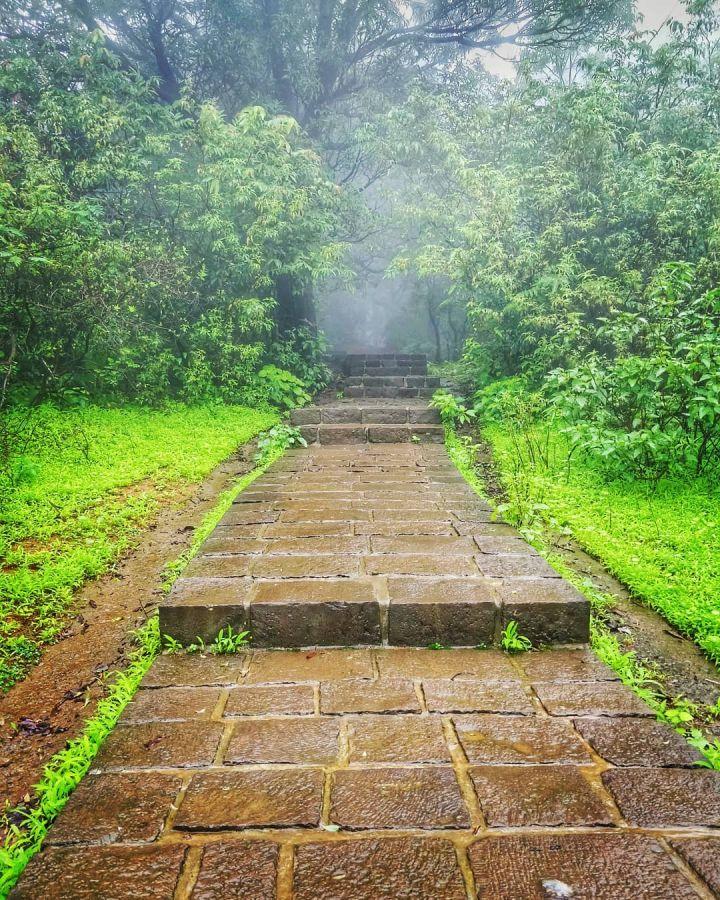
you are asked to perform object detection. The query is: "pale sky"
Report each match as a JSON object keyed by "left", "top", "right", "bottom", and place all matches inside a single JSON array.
[{"left": 481, "top": 0, "right": 692, "bottom": 78}]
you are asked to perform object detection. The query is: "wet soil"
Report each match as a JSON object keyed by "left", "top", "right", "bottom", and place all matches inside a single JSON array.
[
  {"left": 0, "top": 442, "right": 258, "bottom": 817},
  {"left": 471, "top": 434, "right": 720, "bottom": 710}
]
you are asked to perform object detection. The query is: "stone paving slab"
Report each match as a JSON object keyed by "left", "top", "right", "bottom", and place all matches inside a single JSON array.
[
  {"left": 159, "top": 444, "right": 590, "bottom": 647},
  {"left": 13, "top": 647, "right": 720, "bottom": 899}
]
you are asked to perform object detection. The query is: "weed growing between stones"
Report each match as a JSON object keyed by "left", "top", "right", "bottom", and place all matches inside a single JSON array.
[
  {"left": 500, "top": 621, "right": 533, "bottom": 653},
  {"left": 162, "top": 624, "right": 251, "bottom": 655}
]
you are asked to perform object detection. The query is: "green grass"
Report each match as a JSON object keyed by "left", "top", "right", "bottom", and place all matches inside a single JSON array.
[
  {"left": 0, "top": 403, "right": 278, "bottom": 690},
  {"left": 485, "top": 423, "right": 720, "bottom": 666}
]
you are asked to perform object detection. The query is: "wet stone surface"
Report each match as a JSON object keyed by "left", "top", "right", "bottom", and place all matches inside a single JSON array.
[
  {"left": 469, "top": 834, "right": 700, "bottom": 900},
  {"left": 12, "top": 434, "right": 720, "bottom": 899},
  {"left": 330, "top": 767, "right": 470, "bottom": 830},
  {"left": 293, "top": 838, "right": 467, "bottom": 900}
]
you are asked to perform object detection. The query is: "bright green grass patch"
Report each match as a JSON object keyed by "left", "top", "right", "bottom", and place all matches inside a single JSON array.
[
  {"left": 0, "top": 403, "right": 278, "bottom": 690},
  {"left": 485, "top": 423, "right": 720, "bottom": 665}
]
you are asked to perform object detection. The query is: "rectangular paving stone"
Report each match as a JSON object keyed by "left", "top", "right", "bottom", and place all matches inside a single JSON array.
[
  {"left": 183, "top": 555, "right": 253, "bottom": 578},
  {"left": 263, "top": 536, "right": 368, "bottom": 554},
  {"left": 387, "top": 577, "right": 499, "bottom": 646},
  {"left": 670, "top": 838, "right": 720, "bottom": 896},
  {"left": 220, "top": 507, "right": 279, "bottom": 526},
  {"left": 364, "top": 554, "right": 478, "bottom": 576},
  {"left": 423, "top": 678, "right": 535, "bottom": 715},
  {"left": 193, "top": 842, "right": 279, "bottom": 899},
  {"left": 475, "top": 554, "right": 560, "bottom": 578},
  {"left": 175, "top": 769, "right": 323, "bottom": 830},
  {"left": 45, "top": 772, "right": 182, "bottom": 845},
  {"left": 355, "top": 521, "right": 457, "bottom": 536},
  {"left": 602, "top": 767, "right": 720, "bottom": 827},
  {"left": 348, "top": 714, "right": 450, "bottom": 763},
  {"left": 372, "top": 536, "right": 477, "bottom": 554},
  {"left": 200, "top": 536, "right": 268, "bottom": 554},
  {"left": 120, "top": 687, "right": 220, "bottom": 723},
  {"left": 330, "top": 767, "right": 470, "bottom": 830},
  {"left": 469, "top": 834, "right": 699, "bottom": 900},
  {"left": 534, "top": 681, "right": 655, "bottom": 717},
  {"left": 574, "top": 717, "right": 703, "bottom": 767},
  {"left": 454, "top": 715, "right": 592, "bottom": 765},
  {"left": 517, "top": 649, "right": 619, "bottom": 682},
  {"left": 320, "top": 678, "right": 420, "bottom": 714},
  {"left": 376, "top": 648, "right": 519, "bottom": 680},
  {"left": 160, "top": 578, "right": 251, "bottom": 643},
  {"left": 280, "top": 508, "right": 372, "bottom": 522},
  {"left": 141, "top": 654, "right": 246, "bottom": 688},
  {"left": 225, "top": 717, "right": 340, "bottom": 764},
  {"left": 246, "top": 649, "right": 374, "bottom": 682},
  {"left": 474, "top": 535, "right": 529, "bottom": 554},
  {"left": 225, "top": 683, "right": 315, "bottom": 716},
  {"left": 263, "top": 522, "right": 354, "bottom": 537},
  {"left": 252, "top": 553, "right": 360, "bottom": 578},
  {"left": 91, "top": 722, "right": 224, "bottom": 771},
  {"left": 470, "top": 765, "right": 614, "bottom": 827},
  {"left": 9, "top": 845, "right": 188, "bottom": 900},
  {"left": 293, "top": 838, "right": 467, "bottom": 900}
]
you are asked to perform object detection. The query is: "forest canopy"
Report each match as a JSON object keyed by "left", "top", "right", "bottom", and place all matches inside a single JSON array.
[{"left": 1, "top": 0, "right": 720, "bottom": 479}]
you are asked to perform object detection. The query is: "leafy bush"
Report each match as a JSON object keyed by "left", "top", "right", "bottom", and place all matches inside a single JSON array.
[
  {"left": 546, "top": 265, "right": 720, "bottom": 480},
  {"left": 251, "top": 366, "right": 312, "bottom": 411},
  {"left": 430, "top": 390, "right": 477, "bottom": 427},
  {"left": 270, "top": 326, "right": 331, "bottom": 395}
]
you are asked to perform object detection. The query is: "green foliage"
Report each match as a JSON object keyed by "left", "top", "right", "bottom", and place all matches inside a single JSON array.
[
  {"left": 430, "top": 390, "right": 478, "bottom": 427},
  {"left": 252, "top": 366, "right": 311, "bottom": 411},
  {"left": 270, "top": 326, "right": 331, "bottom": 395},
  {"left": 0, "top": 39, "right": 345, "bottom": 406},
  {"left": 254, "top": 424, "right": 308, "bottom": 462},
  {"left": 162, "top": 625, "right": 250, "bottom": 655},
  {"left": 500, "top": 620, "right": 533, "bottom": 653},
  {"left": 0, "top": 404, "right": 276, "bottom": 690},
  {"left": 485, "top": 418, "right": 720, "bottom": 665},
  {"left": 0, "top": 617, "right": 160, "bottom": 896}
]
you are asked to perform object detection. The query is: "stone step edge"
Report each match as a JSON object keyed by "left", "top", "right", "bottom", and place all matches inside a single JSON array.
[
  {"left": 297, "top": 424, "right": 445, "bottom": 444},
  {"left": 291, "top": 408, "right": 441, "bottom": 426},
  {"left": 345, "top": 376, "right": 439, "bottom": 387},
  {"left": 159, "top": 591, "right": 590, "bottom": 648},
  {"left": 343, "top": 388, "right": 436, "bottom": 400}
]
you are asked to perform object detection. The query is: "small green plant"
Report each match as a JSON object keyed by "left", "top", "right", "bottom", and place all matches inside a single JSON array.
[
  {"left": 254, "top": 365, "right": 312, "bottom": 410},
  {"left": 430, "top": 390, "right": 477, "bottom": 427},
  {"left": 427, "top": 642, "right": 448, "bottom": 650},
  {"left": 254, "top": 424, "right": 307, "bottom": 464},
  {"left": 410, "top": 434, "right": 421, "bottom": 444},
  {"left": 688, "top": 730, "right": 720, "bottom": 769},
  {"left": 162, "top": 625, "right": 251, "bottom": 655},
  {"left": 500, "top": 620, "right": 533, "bottom": 653},
  {"left": 336, "top": 390, "right": 344, "bottom": 400}
]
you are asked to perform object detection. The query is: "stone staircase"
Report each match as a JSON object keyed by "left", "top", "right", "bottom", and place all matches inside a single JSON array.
[
  {"left": 341, "top": 353, "right": 440, "bottom": 399},
  {"left": 291, "top": 353, "right": 444, "bottom": 444}
]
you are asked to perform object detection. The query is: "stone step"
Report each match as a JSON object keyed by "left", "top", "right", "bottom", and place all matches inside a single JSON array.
[
  {"left": 159, "top": 444, "right": 591, "bottom": 649},
  {"left": 344, "top": 386, "right": 436, "bottom": 399},
  {"left": 290, "top": 406, "right": 441, "bottom": 426},
  {"left": 346, "top": 375, "right": 440, "bottom": 388},
  {"left": 299, "top": 424, "right": 445, "bottom": 444},
  {"left": 342, "top": 353, "right": 429, "bottom": 377}
]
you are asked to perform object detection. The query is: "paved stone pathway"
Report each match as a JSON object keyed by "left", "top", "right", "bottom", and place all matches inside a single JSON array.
[{"left": 11, "top": 354, "right": 720, "bottom": 898}]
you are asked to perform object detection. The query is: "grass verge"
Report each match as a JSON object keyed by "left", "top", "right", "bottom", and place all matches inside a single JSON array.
[
  {"left": 0, "top": 403, "right": 278, "bottom": 690},
  {"left": 0, "top": 433, "right": 287, "bottom": 896},
  {"left": 485, "top": 422, "right": 720, "bottom": 665}
]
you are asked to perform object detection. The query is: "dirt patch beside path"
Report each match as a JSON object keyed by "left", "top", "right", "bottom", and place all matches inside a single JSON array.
[{"left": 0, "top": 443, "right": 257, "bottom": 816}]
